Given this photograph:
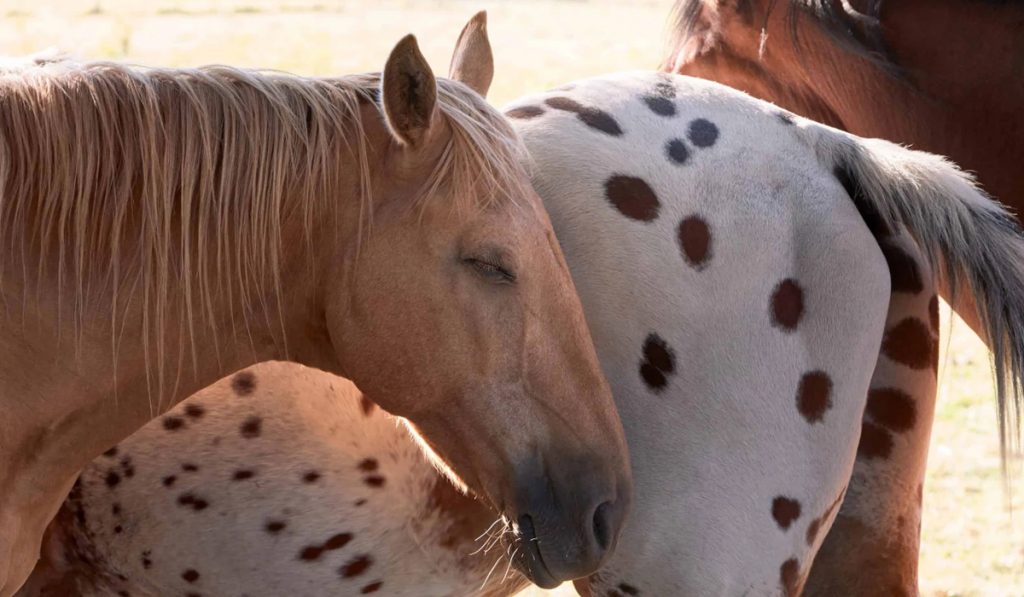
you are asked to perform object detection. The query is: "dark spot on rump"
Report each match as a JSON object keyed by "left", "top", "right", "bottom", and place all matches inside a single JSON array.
[
  {"left": 687, "top": 118, "right": 719, "bottom": 148},
  {"left": 654, "top": 76, "right": 676, "bottom": 99},
  {"left": 929, "top": 295, "right": 940, "bottom": 332},
  {"left": 357, "top": 458, "right": 378, "bottom": 472},
  {"left": 340, "top": 555, "right": 373, "bottom": 578},
  {"left": 299, "top": 546, "right": 324, "bottom": 561},
  {"left": 858, "top": 420, "right": 894, "bottom": 460},
  {"left": 162, "top": 417, "right": 185, "bottom": 431},
  {"left": 177, "top": 493, "right": 209, "bottom": 511},
  {"left": 265, "top": 520, "right": 286, "bottom": 534},
  {"left": 506, "top": 105, "right": 544, "bottom": 119},
  {"left": 103, "top": 446, "right": 118, "bottom": 458},
  {"left": 866, "top": 387, "right": 917, "bottom": 433},
  {"left": 184, "top": 403, "right": 206, "bottom": 419},
  {"left": 618, "top": 584, "right": 639, "bottom": 596},
  {"left": 678, "top": 216, "right": 711, "bottom": 269},
  {"left": 364, "top": 475, "right": 386, "bottom": 488},
  {"left": 240, "top": 416, "right": 262, "bottom": 439},
  {"left": 231, "top": 371, "right": 257, "bottom": 396},
  {"left": 771, "top": 279, "right": 804, "bottom": 331},
  {"left": 325, "top": 533, "right": 353, "bottom": 550},
  {"left": 120, "top": 457, "right": 135, "bottom": 478},
  {"left": 771, "top": 497, "right": 802, "bottom": 530},
  {"left": 233, "top": 469, "right": 255, "bottom": 481},
  {"left": 879, "top": 243, "right": 923, "bottom": 294},
  {"left": 182, "top": 569, "right": 199, "bottom": 583},
  {"left": 359, "top": 395, "right": 376, "bottom": 416},
  {"left": 354, "top": 499, "right": 367, "bottom": 507},
  {"left": 162, "top": 475, "right": 177, "bottom": 487},
  {"left": 642, "top": 95, "right": 676, "bottom": 116},
  {"left": 112, "top": 503, "right": 121, "bottom": 516},
  {"left": 835, "top": 163, "right": 892, "bottom": 237},
  {"left": 665, "top": 138, "right": 689, "bottom": 165},
  {"left": 639, "top": 333, "right": 676, "bottom": 392},
  {"left": 117, "top": 591, "right": 129, "bottom": 597},
  {"left": 544, "top": 96, "right": 623, "bottom": 136},
  {"left": 181, "top": 463, "right": 198, "bottom": 472},
  {"left": 604, "top": 175, "right": 660, "bottom": 222},
  {"left": 303, "top": 471, "right": 321, "bottom": 483},
  {"left": 141, "top": 552, "right": 152, "bottom": 569},
  {"left": 361, "top": 582, "right": 383, "bottom": 594},
  {"left": 882, "top": 317, "right": 933, "bottom": 369},
  {"left": 796, "top": 371, "right": 833, "bottom": 423},
  {"left": 105, "top": 471, "right": 121, "bottom": 488},
  {"left": 780, "top": 558, "right": 801, "bottom": 597},
  {"left": 113, "top": 525, "right": 122, "bottom": 534}
]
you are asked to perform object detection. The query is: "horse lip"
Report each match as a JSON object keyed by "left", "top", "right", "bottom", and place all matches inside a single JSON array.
[{"left": 513, "top": 514, "right": 559, "bottom": 588}]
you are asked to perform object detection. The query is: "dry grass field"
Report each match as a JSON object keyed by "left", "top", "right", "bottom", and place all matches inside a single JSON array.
[{"left": 3, "top": 1, "right": 1022, "bottom": 594}]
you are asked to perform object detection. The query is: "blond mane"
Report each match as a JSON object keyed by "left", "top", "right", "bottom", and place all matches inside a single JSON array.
[{"left": 0, "top": 57, "right": 527, "bottom": 404}]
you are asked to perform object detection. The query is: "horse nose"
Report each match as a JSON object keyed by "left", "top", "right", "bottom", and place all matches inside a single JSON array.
[
  {"left": 591, "top": 499, "right": 618, "bottom": 553},
  {"left": 512, "top": 468, "right": 631, "bottom": 587}
]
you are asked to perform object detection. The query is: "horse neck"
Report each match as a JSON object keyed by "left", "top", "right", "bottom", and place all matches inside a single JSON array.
[
  {"left": 793, "top": 0, "right": 1024, "bottom": 206},
  {"left": 0, "top": 126, "right": 372, "bottom": 507}
]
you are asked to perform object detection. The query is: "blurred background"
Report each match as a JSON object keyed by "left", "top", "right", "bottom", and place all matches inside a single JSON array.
[{"left": 2, "top": 1, "right": 1021, "bottom": 594}]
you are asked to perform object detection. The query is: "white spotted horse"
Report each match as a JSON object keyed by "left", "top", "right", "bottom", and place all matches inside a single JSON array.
[
  {"left": 504, "top": 73, "right": 1024, "bottom": 595},
  {"left": 0, "top": 12, "right": 631, "bottom": 595},
  {"left": 28, "top": 73, "right": 1024, "bottom": 596},
  {"left": 21, "top": 362, "right": 529, "bottom": 597}
]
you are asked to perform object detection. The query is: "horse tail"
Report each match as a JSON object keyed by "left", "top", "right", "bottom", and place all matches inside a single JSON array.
[{"left": 806, "top": 123, "right": 1024, "bottom": 457}]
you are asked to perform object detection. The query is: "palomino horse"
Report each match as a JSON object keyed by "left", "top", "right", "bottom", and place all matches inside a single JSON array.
[
  {"left": 663, "top": 0, "right": 1024, "bottom": 591},
  {"left": 32, "top": 72, "right": 1024, "bottom": 595},
  {"left": 0, "top": 14, "right": 632, "bottom": 595}
]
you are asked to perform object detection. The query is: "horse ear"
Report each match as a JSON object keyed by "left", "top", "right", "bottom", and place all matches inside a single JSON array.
[
  {"left": 382, "top": 34, "right": 438, "bottom": 147},
  {"left": 448, "top": 11, "right": 494, "bottom": 98}
]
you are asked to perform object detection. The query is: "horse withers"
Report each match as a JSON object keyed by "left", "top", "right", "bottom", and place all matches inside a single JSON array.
[{"left": 0, "top": 13, "right": 630, "bottom": 594}]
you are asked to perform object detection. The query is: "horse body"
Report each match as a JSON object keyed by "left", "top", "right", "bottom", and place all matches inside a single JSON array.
[
  {"left": 21, "top": 362, "right": 526, "bottom": 597},
  {"left": 0, "top": 17, "right": 632, "bottom": 595},
  {"left": 508, "top": 72, "right": 893, "bottom": 595},
  {"left": 508, "top": 72, "right": 1024, "bottom": 595},
  {"left": 664, "top": 1, "right": 1024, "bottom": 591}
]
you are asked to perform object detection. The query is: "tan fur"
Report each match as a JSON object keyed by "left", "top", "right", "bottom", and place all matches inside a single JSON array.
[
  {"left": 0, "top": 56, "right": 526, "bottom": 408},
  {"left": 0, "top": 20, "right": 631, "bottom": 594}
]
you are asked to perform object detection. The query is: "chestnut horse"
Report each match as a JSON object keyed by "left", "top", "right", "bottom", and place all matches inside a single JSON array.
[
  {"left": 664, "top": 1, "right": 1024, "bottom": 592},
  {"left": 0, "top": 14, "right": 631, "bottom": 595}
]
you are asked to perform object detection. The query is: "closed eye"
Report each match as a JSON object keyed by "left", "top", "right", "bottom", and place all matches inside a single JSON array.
[{"left": 464, "top": 257, "right": 516, "bottom": 284}]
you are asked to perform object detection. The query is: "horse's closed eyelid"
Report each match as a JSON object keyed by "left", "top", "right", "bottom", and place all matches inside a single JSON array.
[{"left": 464, "top": 257, "right": 516, "bottom": 283}]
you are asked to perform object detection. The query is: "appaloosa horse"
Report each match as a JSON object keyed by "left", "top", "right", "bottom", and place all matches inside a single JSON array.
[
  {"left": 663, "top": 1, "right": 1024, "bottom": 591},
  {"left": 32, "top": 71, "right": 1024, "bottom": 596},
  {"left": 22, "top": 363, "right": 526, "bottom": 597},
  {"left": 0, "top": 14, "right": 631, "bottom": 595}
]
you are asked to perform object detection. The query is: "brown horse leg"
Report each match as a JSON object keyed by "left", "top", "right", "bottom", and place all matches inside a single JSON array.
[{"left": 804, "top": 231, "right": 938, "bottom": 596}]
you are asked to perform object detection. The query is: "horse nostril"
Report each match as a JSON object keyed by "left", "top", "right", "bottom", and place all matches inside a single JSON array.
[{"left": 592, "top": 501, "right": 614, "bottom": 552}]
